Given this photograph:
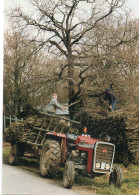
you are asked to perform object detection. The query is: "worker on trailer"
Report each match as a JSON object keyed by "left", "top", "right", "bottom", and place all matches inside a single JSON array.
[
  {"left": 104, "top": 89, "right": 117, "bottom": 111},
  {"left": 46, "top": 93, "right": 66, "bottom": 114}
]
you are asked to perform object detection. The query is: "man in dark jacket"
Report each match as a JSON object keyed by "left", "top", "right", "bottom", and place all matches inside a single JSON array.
[{"left": 104, "top": 88, "right": 116, "bottom": 111}]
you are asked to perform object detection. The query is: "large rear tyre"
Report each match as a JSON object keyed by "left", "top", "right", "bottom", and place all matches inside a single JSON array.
[
  {"left": 109, "top": 166, "right": 123, "bottom": 188},
  {"left": 63, "top": 161, "right": 75, "bottom": 189},
  {"left": 9, "top": 144, "right": 19, "bottom": 165},
  {"left": 40, "top": 139, "right": 61, "bottom": 177}
]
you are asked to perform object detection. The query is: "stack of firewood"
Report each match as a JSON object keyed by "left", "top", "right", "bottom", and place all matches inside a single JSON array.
[
  {"left": 4, "top": 122, "right": 25, "bottom": 143},
  {"left": 4, "top": 114, "right": 80, "bottom": 144},
  {"left": 75, "top": 107, "right": 139, "bottom": 165},
  {"left": 4, "top": 120, "right": 37, "bottom": 143}
]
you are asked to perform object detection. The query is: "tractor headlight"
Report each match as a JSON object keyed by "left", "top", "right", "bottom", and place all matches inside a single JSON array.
[
  {"left": 105, "top": 164, "right": 110, "bottom": 170},
  {"left": 96, "top": 162, "right": 101, "bottom": 168}
]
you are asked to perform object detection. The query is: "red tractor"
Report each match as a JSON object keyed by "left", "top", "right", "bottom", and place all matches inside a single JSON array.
[
  {"left": 7, "top": 113, "right": 122, "bottom": 189},
  {"left": 40, "top": 127, "right": 122, "bottom": 189}
]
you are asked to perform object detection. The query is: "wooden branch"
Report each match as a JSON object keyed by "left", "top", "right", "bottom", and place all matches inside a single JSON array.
[
  {"left": 72, "top": 6, "right": 114, "bottom": 45},
  {"left": 66, "top": 1, "right": 78, "bottom": 31},
  {"left": 49, "top": 40, "right": 67, "bottom": 56},
  {"left": 56, "top": 64, "right": 68, "bottom": 78}
]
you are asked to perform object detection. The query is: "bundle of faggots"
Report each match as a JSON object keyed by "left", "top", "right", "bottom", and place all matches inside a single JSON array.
[
  {"left": 4, "top": 116, "right": 37, "bottom": 143},
  {"left": 75, "top": 106, "right": 139, "bottom": 165},
  {"left": 4, "top": 114, "right": 78, "bottom": 144}
]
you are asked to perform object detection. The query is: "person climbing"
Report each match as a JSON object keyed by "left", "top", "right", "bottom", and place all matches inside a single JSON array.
[
  {"left": 104, "top": 88, "right": 117, "bottom": 111},
  {"left": 46, "top": 93, "right": 66, "bottom": 114}
]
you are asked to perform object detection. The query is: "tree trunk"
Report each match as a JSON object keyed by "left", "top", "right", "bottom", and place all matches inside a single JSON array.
[
  {"left": 67, "top": 53, "right": 78, "bottom": 118},
  {"left": 14, "top": 63, "right": 21, "bottom": 116}
]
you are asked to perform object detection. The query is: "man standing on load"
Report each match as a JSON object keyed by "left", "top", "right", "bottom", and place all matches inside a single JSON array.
[
  {"left": 104, "top": 88, "right": 117, "bottom": 111},
  {"left": 47, "top": 93, "right": 66, "bottom": 114}
]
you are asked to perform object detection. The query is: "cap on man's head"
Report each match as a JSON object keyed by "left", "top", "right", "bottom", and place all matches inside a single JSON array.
[{"left": 105, "top": 88, "right": 110, "bottom": 92}]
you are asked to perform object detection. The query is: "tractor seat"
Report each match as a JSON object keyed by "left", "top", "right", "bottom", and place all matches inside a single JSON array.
[{"left": 66, "top": 134, "right": 78, "bottom": 143}]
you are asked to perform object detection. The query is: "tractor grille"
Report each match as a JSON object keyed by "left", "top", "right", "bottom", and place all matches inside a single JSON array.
[
  {"left": 95, "top": 143, "right": 114, "bottom": 163},
  {"left": 93, "top": 142, "right": 115, "bottom": 173}
]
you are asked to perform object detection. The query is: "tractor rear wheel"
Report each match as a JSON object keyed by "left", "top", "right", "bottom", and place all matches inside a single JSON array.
[
  {"left": 40, "top": 139, "right": 61, "bottom": 177},
  {"left": 63, "top": 161, "right": 75, "bottom": 189},
  {"left": 9, "top": 144, "right": 19, "bottom": 165},
  {"left": 109, "top": 166, "right": 123, "bottom": 188}
]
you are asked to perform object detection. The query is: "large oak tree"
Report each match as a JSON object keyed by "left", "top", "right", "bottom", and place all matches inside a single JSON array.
[{"left": 10, "top": 0, "right": 126, "bottom": 117}]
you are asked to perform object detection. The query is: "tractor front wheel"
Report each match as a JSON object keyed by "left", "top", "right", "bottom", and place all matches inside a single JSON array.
[
  {"left": 40, "top": 139, "right": 61, "bottom": 177},
  {"left": 109, "top": 166, "right": 123, "bottom": 188},
  {"left": 63, "top": 161, "right": 75, "bottom": 189}
]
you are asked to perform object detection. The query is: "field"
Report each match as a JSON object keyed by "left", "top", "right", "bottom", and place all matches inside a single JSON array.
[{"left": 3, "top": 143, "right": 139, "bottom": 195}]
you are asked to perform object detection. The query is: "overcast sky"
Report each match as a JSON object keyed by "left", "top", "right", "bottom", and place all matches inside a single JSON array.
[
  {"left": 125, "top": 0, "right": 139, "bottom": 17},
  {"left": 3, "top": 0, "right": 139, "bottom": 18}
]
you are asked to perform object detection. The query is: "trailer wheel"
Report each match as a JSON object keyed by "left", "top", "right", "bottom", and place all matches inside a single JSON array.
[
  {"left": 63, "top": 161, "right": 75, "bottom": 189},
  {"left": 109, "top": 167, "right": 123, "bottom": 188},
  {"left": 40, "top": 139, "right": 61, "bottom": 177},
  {"left": 9, "top": 144, "right": 19, "bottom": 165}
]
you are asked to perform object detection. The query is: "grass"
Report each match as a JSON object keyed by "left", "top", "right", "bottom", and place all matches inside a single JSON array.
[
  {"left": 3, "top": 143, "right": 139, "bottom": 195},
  {"left": 74, "top": 164, "right": 139, "bottom": 195}
]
